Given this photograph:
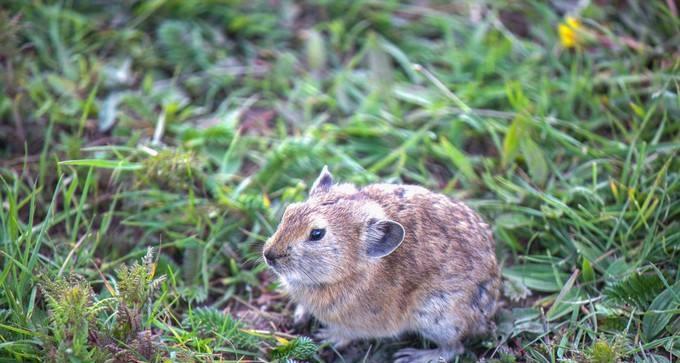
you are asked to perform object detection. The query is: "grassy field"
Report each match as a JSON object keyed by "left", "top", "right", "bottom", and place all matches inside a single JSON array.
[{"left": 1, "top": 1, "right": 678, "bottom": 362}]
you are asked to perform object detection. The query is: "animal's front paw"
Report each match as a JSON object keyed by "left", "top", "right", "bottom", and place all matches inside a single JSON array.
[
  {"left": 393, "top": 348, "right": 450, "bottom": 363},
  {"left": 314, "top": 328, "right": 351, "bottom": 349},
  {"left": 293, "top": 304, "right": 311, "bottom": 326}
]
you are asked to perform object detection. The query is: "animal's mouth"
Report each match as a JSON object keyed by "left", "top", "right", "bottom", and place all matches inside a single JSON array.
[
  {"left": 263, "top": 252, "right": 291, "bottom": 272},
  {"left": 264, "top": 257, "right": 313, "bottom": 284}
]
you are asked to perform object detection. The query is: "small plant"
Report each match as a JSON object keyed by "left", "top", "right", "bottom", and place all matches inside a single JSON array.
[
  {"left": 587, "top": 339, "right": 620, "bottom": 363},
  {"left": 112, "top": 247, "right": 166, "bottom": 341},
  {"left": 603, "top": 272, "right": 665, "bottom": 310},
  {"left": 183, "top": 306, "right": 260, "bottom": 353},
  {"left": 137, "top": 149, "right": 203, "bottom": 193},
  {"left": 40, "top": 248, "right": 167, "bottom": 362},
  {"left": 270, "top": 336, "right": 318, "bottom": 361},
  {"left": 41, "top": 275, "right": 109, "bottom": 362}
]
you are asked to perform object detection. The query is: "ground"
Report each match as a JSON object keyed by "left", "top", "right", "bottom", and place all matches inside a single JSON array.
[{"left": 0, "top": 1, "right": 678, "bottom": 362}]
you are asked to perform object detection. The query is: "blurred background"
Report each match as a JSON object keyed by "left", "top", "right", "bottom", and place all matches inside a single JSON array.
[{"left": 0, "top": 1, "right": 678, "bottom": 362}]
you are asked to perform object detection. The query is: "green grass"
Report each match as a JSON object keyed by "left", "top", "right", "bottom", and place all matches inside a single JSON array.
[{"left": 1, "top": 1, "right": 678, "bottom": 362}]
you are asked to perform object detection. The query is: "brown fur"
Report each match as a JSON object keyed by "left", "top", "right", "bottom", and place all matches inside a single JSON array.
[{"left": 263, "top": 168, "right": 500, "bottom": 362}]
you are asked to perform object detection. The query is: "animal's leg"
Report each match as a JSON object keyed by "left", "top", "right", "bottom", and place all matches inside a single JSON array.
[
  {"left": 393, "top": 343, "right": 463, "bottom": 363},
  {"left": 293, "top": 304, "right": 311, "bottom": 326},
  {"left": 394, "top": 290, "right": 468, "bottom": 363},
  {"left": 314, "top": 326, "right": 352, "bottom": 350}
]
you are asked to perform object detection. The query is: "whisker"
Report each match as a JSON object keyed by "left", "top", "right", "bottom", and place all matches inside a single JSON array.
[
  {"left": 299, "top": 264, "right": 322, "bottom": 286},
  {"left": 245, "top": 254, "right": 266, "bottom": 264}
]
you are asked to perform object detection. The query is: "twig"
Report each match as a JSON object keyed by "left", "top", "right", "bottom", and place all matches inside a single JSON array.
[
  {"left": 1, "top": 154, "right": 42, "bottom": 167},
  {"left": 231, "top": 295, "right": 279, "bottom": 320}
]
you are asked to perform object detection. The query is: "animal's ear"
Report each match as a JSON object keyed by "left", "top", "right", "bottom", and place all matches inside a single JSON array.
[
  {"left": 365, "top": 219, "right": 405, "bottom": 258},
  {"left": 310, "top": 165, "right": 333, "bottom": 196}
]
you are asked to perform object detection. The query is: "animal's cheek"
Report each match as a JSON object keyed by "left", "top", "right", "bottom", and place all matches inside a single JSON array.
[
  {"left": 295, "top": 245, "right": 313, "bottom": 259},
  {"left": 329, "top": 244, "right": 350, "bottom": 259},
  {"left": 280, "top": 244, "right": 302, "bottom": 263},
  {"left": 297, "top": 247, "right": 331, "bottom": 268}
]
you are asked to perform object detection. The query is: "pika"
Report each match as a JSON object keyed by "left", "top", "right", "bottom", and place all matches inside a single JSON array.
[{"left": 263, "top": 167, "right": 500, "bottom": 363}]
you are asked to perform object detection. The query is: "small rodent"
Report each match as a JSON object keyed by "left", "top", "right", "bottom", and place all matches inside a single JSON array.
[{"left": 263, "top": 167, "right": 500, "bottom": 363}]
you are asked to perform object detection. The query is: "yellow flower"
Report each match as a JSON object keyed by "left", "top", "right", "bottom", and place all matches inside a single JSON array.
[{"left": 558, "top": 16, "right": 583, "bottom": 49}]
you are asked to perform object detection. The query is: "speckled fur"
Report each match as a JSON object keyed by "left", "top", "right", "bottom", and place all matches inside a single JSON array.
[{"left": 263, "top": 169, "right": 500, "bottom": 362}]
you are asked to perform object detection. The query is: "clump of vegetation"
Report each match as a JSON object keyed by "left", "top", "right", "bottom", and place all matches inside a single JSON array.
[
  {"left": 270, "top": 336, "right": 319, "bottom": 361},
  {"left": 39, "top": 249, "right": 167, "bottom": 362},
  {"left": 603, "top": 271, "right": 666, "bottom": 309},
  {"left": 183, "top": 306, "right": 260, "bottom": 353},
  {"left": 588, "top": 339, "right": 621, "bottom": 363},
  {"left": 41, "top": 275, "right": 107, "bottom": 362},
  {"left": 108, "top": 248, "right": 166, "bottom": 360},
  {"left": 137, "top": 149, "right": 203, "bottom": 193},
  {"left": 36, "top": 247, "right": 276, "bottom": 361}
]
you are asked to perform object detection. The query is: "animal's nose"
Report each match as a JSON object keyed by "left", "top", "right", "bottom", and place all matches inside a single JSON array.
[
  {"left": 264, "top": 250, "right": 277, "bottom": 264},
  {"left": 264, "top": 250, "right": 285, "bottom": 265}
]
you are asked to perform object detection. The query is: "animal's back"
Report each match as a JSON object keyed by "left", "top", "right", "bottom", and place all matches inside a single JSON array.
[
  {"left": 360, "top": 183, "right": 495, "bottom": 265},
  {"left": 360, "top": 183, "right": 500, "bottom": 333}
]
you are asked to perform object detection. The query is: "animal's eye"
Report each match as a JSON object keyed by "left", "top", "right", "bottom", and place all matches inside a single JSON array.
[{"left": 309, "top": 228, "right": 326, "bottom": 241}]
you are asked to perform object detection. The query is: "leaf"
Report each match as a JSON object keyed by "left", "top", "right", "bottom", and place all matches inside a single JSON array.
[
  {"left": 629, "top": 102, "right": 645, "bottom": 117},
  {"left": 59, "top": 159, "right": 143, "bottom": 170},
  {"left": 438, "top": 136, "right": 478, "bottom": 183},
  {"left": 643, "top": 282, "right": 679, "bottom": 342},
  {"left": 367, "top": 32, "right": 393, "bottom": 89},
  {"left": 509, "top": 307, "right": 544, "bottom": 336},
  {"left": 379, "top": 37, "right": 419, "bottom": 81},
  {"left": 393, "top": 84, "right": 435, "bottom": 106},
  {"left": 547, "top": 279, "right": 582, "bottom": 322},
  {"left": 502, "top": 114, "right": 528, "bottom": 167},
  {"left": 646, "top": 354, "right": 671, "bottom": 363},
  {"left": 496, "top": 213, "right": 533, "bottom": 229},
  {"left": 496, "top": 227, "right": 524, "bottom": 252},
  {"left": 98, "top": 92, "right": 124, "bottom": 132},
  {"left": 305, "top": 29, "right": 326, "bottom": 71},
  {"left": 505, "top": 81, "right": 531, "bottom": 111},
  {"left": 604, "top": 258, "right": 630, "bottom": 277},
  {"left": 503, "top": 264, "right": 567, "bottom": 292},
  {"left": 546, "top": 295, "right": 579, "bottom": 322},
  {"left": 582, "top": 258, "right": 595, "bottom": 283},
  {"left": 573, "top": 239, "right": 604, "bottom": 269},
  {"left": 520, "top": 138, "right": 548, "bottom": 185},
  {"left": 604, "top": 272, "right": 665, "bottom": 310}
]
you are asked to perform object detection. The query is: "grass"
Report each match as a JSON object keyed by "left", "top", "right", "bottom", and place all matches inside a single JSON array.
[{"left": 0, "top": 1, "right": 678, "bottom": 362}]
